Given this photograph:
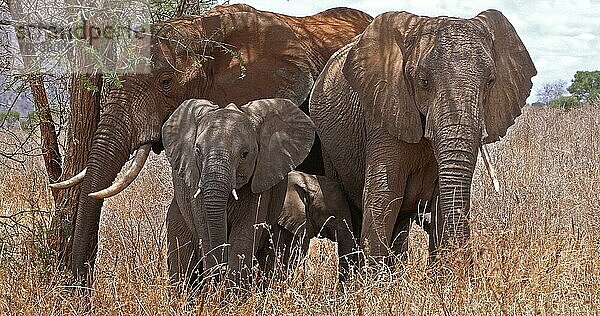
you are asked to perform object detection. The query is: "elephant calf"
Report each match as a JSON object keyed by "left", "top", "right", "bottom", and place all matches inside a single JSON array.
[
  {"left": 279, "top": 171, "right": 358, "bottom": 278},
  {"left": 162, "top": 98, "right": 355, "bottom": 288},
  {"left": 162, "top": 98, "right": 314, "bottom": 287}
]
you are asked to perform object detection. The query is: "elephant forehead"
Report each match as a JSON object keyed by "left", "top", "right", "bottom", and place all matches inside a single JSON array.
[
  {"left": 415, "top": 19, "right": 489, "bottom": 48},
  {"left": 417, "top": 24, "right": 494, "bottom": 68},
  {"left": 198, "top": 110, "right": 256, "bottom": 138},
  {"left": 426, "top": 18, "right": 486, "bottom": 36}
]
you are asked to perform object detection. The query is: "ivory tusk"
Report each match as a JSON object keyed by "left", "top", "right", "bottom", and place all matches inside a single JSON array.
[
  {"left": 49, "top": 168, "right": 87, "bottom": 189},
  {"left": 480, "top": 144, "right": 500, "bottom": 192},
  {"left": 88, "top": 144, "right": 152, "bottom": 199},
  {"left": 194, "top": 187, "right": 202, "bottom": 199}
]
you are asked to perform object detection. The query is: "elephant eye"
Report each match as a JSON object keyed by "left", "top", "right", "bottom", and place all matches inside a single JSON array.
[
  {"left": 159, "top": 73, "right": 174, "bottom": 90},
  {"left": 486, "top": 77, "right": 495, "bottom": 86},
  {"left": 418, "top": 77, "right": 428, "bottom": 88},
  {"left": 241, "top": 151, "right": 249, "bottom": 160},
  {"left": 161, "top": 78, "right": 172, "bottom": 88}
]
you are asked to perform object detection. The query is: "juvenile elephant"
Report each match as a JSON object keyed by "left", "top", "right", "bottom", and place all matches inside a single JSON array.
[
  {"left": 280, "top": 171, "right": 357, "bottom": 278},
  {"left": 49, "top": 4, "right": 372, "bottom": 282},
  {"left": 310, "top": 10, "right": 536, "bottom": 261},
  {"left": 162, "top": 98, "right": 317, "bottom": 286}
]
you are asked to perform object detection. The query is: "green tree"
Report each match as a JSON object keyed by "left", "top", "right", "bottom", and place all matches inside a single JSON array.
[
  {"left": 567, "top": 70, "right": 600, "bottom": 102},
  {"left": 0, "top": 111, "right": 20, "bottom": 125},
  {"left": 548, "top": 95, "right": 580, "bottom": 110}
]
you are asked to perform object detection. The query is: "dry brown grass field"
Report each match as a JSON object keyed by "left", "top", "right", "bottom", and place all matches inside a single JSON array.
[{"left": 1, "top": 105, "right": 599, "bottom": 315}]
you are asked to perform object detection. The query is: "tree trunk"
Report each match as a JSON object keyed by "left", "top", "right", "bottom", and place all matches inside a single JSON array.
[
  {"left": 8, "top": 1, "right": 63, "bottom": 190},
  {"left": 8, "top": 1, "right": 103, "bottom": 265},
  {"left": 51, "top": 74, "right": 102, "bottom": 266},
  {"left": 8, "top": 1, "right": 68, "bottom": 262},
  {"left": 28, "top": 74, "right": 63, "bottom": 186}
]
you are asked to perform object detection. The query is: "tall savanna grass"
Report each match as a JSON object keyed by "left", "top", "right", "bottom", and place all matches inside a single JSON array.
[{"left": 1, "top": 104, "right": 598, "bottom": 315}]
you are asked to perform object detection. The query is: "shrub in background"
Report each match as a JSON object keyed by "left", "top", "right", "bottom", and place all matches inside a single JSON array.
[{"left": 548, "top": 95, "right": 580, "bottom": 110}]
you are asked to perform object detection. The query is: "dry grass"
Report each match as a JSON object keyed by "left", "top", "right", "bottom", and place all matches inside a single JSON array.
[{"left": 1, "top": 105, "right": 599, "bottom": 315}]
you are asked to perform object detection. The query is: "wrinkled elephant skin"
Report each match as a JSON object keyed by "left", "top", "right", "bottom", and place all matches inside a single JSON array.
[
  {"left": 162, "top": 98, "right": 315, "bottom": 286},
  {"left": 310, "top": 10, "right": 536, "bottom": 262},
  {"left": 63, "top": 4, "right": 372, "bottom": 283}
]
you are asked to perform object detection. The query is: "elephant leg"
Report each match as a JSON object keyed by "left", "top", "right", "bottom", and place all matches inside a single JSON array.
[
  {"left": 360, "top": 132, "right": 409, "bottom": 262},
  {"left": 414, "top": 197, "right": 433, "bottom": 237},
  {"left": 335, "top": 215, "right": 358, "bottom": 281},
  {"left": 427, "top": 185, "right": 441, "bottom": 263},
  {"left": 167, "top": 198, "right": 201, "bottom": 288},
  {"left": 428, "top": 196, "right": 443, "bottom": 263},
  {"left": 321, "top": 150, "right": 334, "bottom": 177},
  {"left": 321, "top": 182, "right": 359, "bottom": 280},
  {"left": 227, "top": 213, "right": 258, "bottom": 287},
  {"left": 390, "top": 211, "right": 416, "bottom": 261},
  {"left": 361, "top": 190, "right": 405, "bottom": 260}
]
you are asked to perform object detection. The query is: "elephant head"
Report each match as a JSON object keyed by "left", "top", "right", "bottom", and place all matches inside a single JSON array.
[
  {"left": 342, "top": 10, "right": 536, "bottom": 254},
  {"left": 162, "top": 98, "right": 314, "bottom": 273}
]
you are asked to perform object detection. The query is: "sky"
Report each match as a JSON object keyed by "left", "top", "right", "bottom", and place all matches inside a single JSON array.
[{"left": 230, "top": 0, "right": 600, "bottom": 103}]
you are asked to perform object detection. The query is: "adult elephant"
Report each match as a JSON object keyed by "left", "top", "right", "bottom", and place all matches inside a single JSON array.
[
  {"left": 50, "top": 4, "right": 372, "bottom": 283},
  {"left": 309, "top": 10, "right": 536, "bottom": 262}
]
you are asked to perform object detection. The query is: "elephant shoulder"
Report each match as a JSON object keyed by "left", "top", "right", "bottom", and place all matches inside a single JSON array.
[
  {"left": 310, "top": 39, "right": 359, "bottom": 112},
  {"left": 204, "top": 3, "right": 259, "bottom": 16},
  {"left": 310, "top": 7, "right": 373, "bottom": 29}
]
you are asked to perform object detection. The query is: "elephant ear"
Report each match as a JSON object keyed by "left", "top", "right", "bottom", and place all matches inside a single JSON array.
[
  {"left": 201, "top": 11, "right": 314, "bottom": 107},
  {"left": 473, "top": 10, "right": 537, "bottom": 143},
  {"left": 241, "top": 98, "right": 315, "bottom": 193},
  {"left": 162, "top": 99, "right": 219, "bottom": 188},
  {"left": 343, "top": 12, "right": 424, "bottom": 143}
]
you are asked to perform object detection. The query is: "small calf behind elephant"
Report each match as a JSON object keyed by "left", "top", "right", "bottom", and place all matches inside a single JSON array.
[{"left": 279, "top": 170, "right": 358, "bottom": 278}]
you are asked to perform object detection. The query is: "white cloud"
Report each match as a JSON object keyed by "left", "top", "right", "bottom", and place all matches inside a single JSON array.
[{"left": 230, "top": 0, "right": 600, "bottom": 103}]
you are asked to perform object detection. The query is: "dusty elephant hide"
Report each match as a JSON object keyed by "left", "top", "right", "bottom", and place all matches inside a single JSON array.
[
  {"left": 53, "top": 4, "right": 373, "bottom": 284},
  {"left": 310, "top": 9, "right": 536, "bottom": 262}
]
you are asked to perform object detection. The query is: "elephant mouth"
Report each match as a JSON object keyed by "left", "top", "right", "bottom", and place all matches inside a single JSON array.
[
  {"left": 193, "top": 186, "right": 240, "bottom": 200},
  {"left": 235, "top": 173, "right": 249, "bottom": 187}
]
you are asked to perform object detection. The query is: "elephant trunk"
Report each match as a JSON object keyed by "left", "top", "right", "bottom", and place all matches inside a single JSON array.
[
  {"left": 436, "top": 148, "right": 477, "bottom": 248},
  {"left": 200, "top": 149, "right": 234, "bottom": 273},
  {"left": 72, "top": 114, "right": 132, "bottom": 281},
  {"left": 430, "top": 92, "right": 481, "bottom": 258}
]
